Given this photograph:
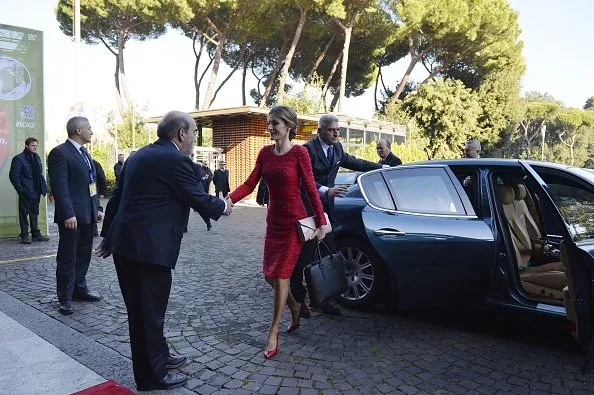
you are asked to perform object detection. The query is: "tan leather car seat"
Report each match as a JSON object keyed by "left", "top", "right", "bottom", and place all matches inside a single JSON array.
[{"left": 497, "top": 184, "right": 566, "bottom": 301}]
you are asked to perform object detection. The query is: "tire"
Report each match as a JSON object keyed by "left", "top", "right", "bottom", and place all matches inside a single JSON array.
[{"left": 336, "top": 238, "right": 386, "bottom": 309}]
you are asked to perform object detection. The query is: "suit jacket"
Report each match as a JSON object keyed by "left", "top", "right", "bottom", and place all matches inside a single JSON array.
[
  {"left": 201, "top": 164, "right": 213, "bottom": 192},
  {"left": 302, "top": 137, "right": 381, "bottom": 214},
  {"left": 213, "top": 168, "right": 230, "bottom": 194},
  {"left": 113, "top": 161, "right": 123, "bottom": 182},
  {"left": 9, "top": 149, "right": 48, "bottom": 200},
  {"left": 48, "top": 141, "right": 99, "bottom": 225},
  {"left": 92, "top": 160, "right": 108, "bottom": 196},
  {"left": 101, "top": 138, "right": 225, "bottom": 269},
  {"left": 379, "top": 152, "right": 402, "bottom": 167}
]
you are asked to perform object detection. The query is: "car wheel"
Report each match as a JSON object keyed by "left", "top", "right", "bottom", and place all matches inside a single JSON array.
[{"left": 336, "top": 239, "right": 386, "bottom": 309}]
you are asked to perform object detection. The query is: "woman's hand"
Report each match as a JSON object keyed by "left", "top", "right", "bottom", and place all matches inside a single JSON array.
[{"left": 313, "top": 226, "right": 326, "bottom": 241}]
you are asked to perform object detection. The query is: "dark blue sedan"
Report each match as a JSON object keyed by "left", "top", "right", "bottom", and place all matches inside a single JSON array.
[{"left": 332, "top": 159, "right": 594, "bottom": 350}]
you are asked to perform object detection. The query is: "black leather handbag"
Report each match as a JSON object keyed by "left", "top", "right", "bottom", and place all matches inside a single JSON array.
[{"left": 304, "top": 240, "right": 348, "bottom": 308}]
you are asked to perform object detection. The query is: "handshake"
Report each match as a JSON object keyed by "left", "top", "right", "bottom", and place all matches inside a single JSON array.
[{"left": 219, "top": 192, "right": 234, "bottom": 216}]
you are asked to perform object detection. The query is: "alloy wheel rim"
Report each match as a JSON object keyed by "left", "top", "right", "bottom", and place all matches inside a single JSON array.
[{"left": 339, "top": 246, "right": 374, "bottom": 301}]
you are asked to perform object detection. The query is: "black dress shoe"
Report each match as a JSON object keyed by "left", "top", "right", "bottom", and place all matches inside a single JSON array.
[
  {"left": 321, "top": 303, "right": 341, "bottom": 315},
  {"left": 137, "top": 373, "right": 188, "bottom": 391},
  {"left": 207, "top": 223, "right": 212, "bottom": 231},
  {"left": 59, "top": 301, "right": 74, "bottom": 315},
  {"left": 72, "top": 293, "right": 101, "bottom": 302},
  {"left": 299, "top": 302, "right": 311, "bottom": 319},
  {"left": 32, "top": 235, "right": 49, "bottom": 242},
  {"left": 166, "top": 354, "right": 187, "bottom": 369}
]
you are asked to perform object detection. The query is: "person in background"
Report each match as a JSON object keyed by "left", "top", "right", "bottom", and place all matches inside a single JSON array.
[
  {"left": 113, "top": 154, "right": 124, "bottom": 185},
  {"left": 9, "top": 137, "right": 49, "bottom": 244},
  {"left": 48, "top": 116, "right": 102, "bottom": 316},
  {"left": 256, "top": 178, "right": 269, "bottom": 207},
  {"left": 376, "top": 139, "right": 402, "bottom": 166},
  {"left": 92, "top": 159, "right": 108, "bottom": 237},
  {"left": 213, "top": 160, "right": 230, "bottom": 198},
  {"left": 463, "top": 139, "right": 481, "bottom": 158}
]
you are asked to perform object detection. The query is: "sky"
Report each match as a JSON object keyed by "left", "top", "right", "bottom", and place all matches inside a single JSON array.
[{"left": 1, "top": 0, "right": 593, "bottom": 144}]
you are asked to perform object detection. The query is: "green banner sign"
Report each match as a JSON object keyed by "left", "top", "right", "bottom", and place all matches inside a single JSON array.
[{"left": 0, "top": 24, "right": 46, "bottom": 238}]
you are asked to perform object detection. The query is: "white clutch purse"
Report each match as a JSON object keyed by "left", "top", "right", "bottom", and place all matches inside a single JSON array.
[{"left": 296, "top": 212, "right": 332, "bottom": 242}]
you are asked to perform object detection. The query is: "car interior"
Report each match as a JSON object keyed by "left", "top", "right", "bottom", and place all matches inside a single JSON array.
[{"left": 493, "top": 174, "right": 568, "bottom": 304}]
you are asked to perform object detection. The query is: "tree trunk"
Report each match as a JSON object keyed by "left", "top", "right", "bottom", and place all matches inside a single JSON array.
[
  {"left": 306, "top": 34, "right": 335, "bottom": 84},
  {"left": 389, "top": 54, "right": 420, "bottom": 105},
  {"left": 259, "top": 39, "right": 288, "bottom": 107},
  {"left": 202, "top": 31, "right": 227, "bottom": 110},
  {"left": 117, "top": 34, "right": 132, "bottom": 112},
  {"left": 330, "top": 90, "right": 340, "bottom": 112},
  {"left": 277, "top": 7, "right": 308, "bottom": 102},
  {"left": 374, "top": 65, "right": 381, "bottom": 111},
  {"left": 241, "top": 51, "right": 254, "bottom": 106},
  {"left": 337, "top": 23, "right": 353, "bottom": 113},
  {"left": 113, "top": 53, "right": 125, "bottom": 117},
  {"left": 319, "top": 52, "right": 342, "bottom": 109},
  {"left": 210, "top": 63, "right": 240, "bottom": 107},
  {"left": 193, "top": 32, "right": 205, "bottom": 110}
]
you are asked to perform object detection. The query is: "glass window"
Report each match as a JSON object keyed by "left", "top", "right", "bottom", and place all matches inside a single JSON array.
[
  {"left": 383, "top": 167, "right": 466, "bottom": 215},
  {"left": 533, "top": 167, "right": 594, "bottom": 241},
  {"left": 360, "top": 172, "right": 395, "bottom": 210},
  {"left": 365, "top": 131, "right": 380, "bottom": 145},
  {"left": 348, "top": 129, "right": 363, "bottom": 145}
]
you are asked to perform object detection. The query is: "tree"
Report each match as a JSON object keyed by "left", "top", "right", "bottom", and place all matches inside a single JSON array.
[
  {"left": 516, "top": 97, "right": 560, "bottom": 155},
  {"left": 556, "top": 108, "right": 594, "bottom": 166},
  {"left": 106, "top": 109, "right": 151, "bottom": 150},
  {"left": 332, "top": 0, "right": 378, "bottom": 113},
  {"left": 387, "top": 0, "right": 523, "bottom": 104},
  {"left": 402, "top": 79, "right": 481, "bottom": 159},
  {"left": 584, "top": 96, "right": 594, "bottom": 110},
  {"left": 354, "top": 140, "right": 428, "bottom": 163},
  {"left": 55, "top": 0, "right": 192, "bottom": 115}
]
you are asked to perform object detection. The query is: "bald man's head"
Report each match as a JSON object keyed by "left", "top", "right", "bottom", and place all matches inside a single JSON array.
[
  {"left": 157, "top": 111, "right": 197, "bottom": 155},
  {"left": 376, "top": 139, "right": 391, "bottom": 160}
]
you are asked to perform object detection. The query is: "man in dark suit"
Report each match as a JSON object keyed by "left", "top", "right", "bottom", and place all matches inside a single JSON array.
[
  {"left": 292, "top": 114, "right": 383, "bottom": 316},
  {"left": 376, "top": 139, "right": 402, "bottom": 166},
  {"left": 48, "top": 117, "right": 102, "bottom": 316},
  {"left": 9, "top": 137, "right": 49, "bottom": 244},
  {"left": 97, "top": 111, "right": 231, "bottom": 391},
  {"left": 92, "top": 159, "right": 108, "bottom": 237},
  {"left": 213, "top": 160, "right": 230, "bottom": 198},
  {"left": 113, "top": 153, "right": 124, "bottom": 184}
]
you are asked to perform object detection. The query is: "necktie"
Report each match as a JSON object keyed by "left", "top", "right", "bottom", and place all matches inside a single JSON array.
[
  {"left": 79, "top": 146, "right": 91, "bottom": 169},
  {"left": 327, "top": 145, "right": 334, "bottom": 164}
]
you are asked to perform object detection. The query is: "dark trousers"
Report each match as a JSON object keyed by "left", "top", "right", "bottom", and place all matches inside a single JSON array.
[
  {"left": 215, "top": 189, "right": 228, "bottom": 198},
  {"left": 56, "top": 223, "right": 94, "bottom": 302},
  {"left": 18, "top": 195, "right": 41, "bottom": 238},
  {"left": 114, "top": 255, "right": 171, "bottom": 386},
  {"left": 290, "top": 234, "right": 337, "bottom": 305}
]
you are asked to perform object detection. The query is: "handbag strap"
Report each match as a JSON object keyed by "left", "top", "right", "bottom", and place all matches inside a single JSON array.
[{"left": 314, "top": 240, "right": 339, "bottom": 281}]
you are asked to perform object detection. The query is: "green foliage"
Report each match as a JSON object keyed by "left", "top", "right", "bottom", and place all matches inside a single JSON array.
[
  {"left": 401, "top": 79, "right": 481, "bottom": 159},
  {"left": 89, "top": 140, "right": 117, "bottom": 196},
  {"left": 353, "top": 141, "right": 428, "bottom": 164},
  {"left": 278, "top": 76, "right": 324, "bottom": 113},
  {"left": 585, "top": 96, "right": 594, "bottom": 110},
  {"left": 106, "top": 109, "right": 151, "bottom": 150}
]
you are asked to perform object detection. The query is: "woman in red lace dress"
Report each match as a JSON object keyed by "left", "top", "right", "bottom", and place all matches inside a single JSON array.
[{"left": 228, "top": 106, "right": 327, "bottom": 359}]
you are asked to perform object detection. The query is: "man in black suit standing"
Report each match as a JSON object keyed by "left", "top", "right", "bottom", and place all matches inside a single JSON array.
[
  {"left": 292, "top": 114, "right": 383, "bottom": 316},
  {"left": 376, "top": 139, "right": 402, "bottom": 166},
  {"left": 97, "top": 111, "right": 232, "bottom": 391},
  {"left": 113, "top": 153, "right": 124, "bottom": 184},
  {"left": 213, "top": 160, "right": 230, "bottom": 198},
  {"left": 9, "top": 137, "right": 49, "bottom": 244},
  {"left": 48, "top": 117, "right": 102, "bottom": 315},
  {"left": 92, "top": 159, "right": 108, "bottom": 237}
]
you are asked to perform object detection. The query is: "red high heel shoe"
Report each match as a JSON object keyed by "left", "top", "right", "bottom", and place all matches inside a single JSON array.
[{"left": 264, "top": 332, "right": 279, "bottom": 359}]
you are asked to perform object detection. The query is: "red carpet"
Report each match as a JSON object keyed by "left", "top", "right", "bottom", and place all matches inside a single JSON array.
[{"left": 72, "top": 380, "right": 135, "bottom": 395}]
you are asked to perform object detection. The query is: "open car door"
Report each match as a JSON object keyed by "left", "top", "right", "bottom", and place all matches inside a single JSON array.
[{"left": 521, "top": 162, "right": 594, "bottom": 367}]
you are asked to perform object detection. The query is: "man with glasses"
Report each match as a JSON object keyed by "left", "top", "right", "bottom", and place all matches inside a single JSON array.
[{"left": 292, "top": 114, "right": 382, "bottom": 316}]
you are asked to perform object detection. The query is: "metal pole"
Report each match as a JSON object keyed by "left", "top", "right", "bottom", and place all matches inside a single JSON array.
[
  {"left": 541, "top": 124, "right": 546, "bottom": 161},
  {"left": 73, "top": 0, "right": 81, "bottom": 103},
  {"left": 132, "top": 110, "right": 135, "bottom": 149}
]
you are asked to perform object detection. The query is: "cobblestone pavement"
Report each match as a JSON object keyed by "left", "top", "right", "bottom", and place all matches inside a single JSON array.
[{"left": 1, "top": 203, "right": 594, "bottom": 394}]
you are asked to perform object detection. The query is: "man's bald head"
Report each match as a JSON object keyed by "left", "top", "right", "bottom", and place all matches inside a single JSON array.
[
  {"left": 376, "top": 139, "right": 391, "bottom": 160},
  {"left": 157, "top": 111, "right": 197, "bottom": 155}
]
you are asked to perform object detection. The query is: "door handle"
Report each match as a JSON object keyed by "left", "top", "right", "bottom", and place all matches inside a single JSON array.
[{"left": 375, "top": 229, "right": 405, "bottom": 236}]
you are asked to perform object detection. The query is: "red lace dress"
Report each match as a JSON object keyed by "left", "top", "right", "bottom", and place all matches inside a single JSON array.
[{"left": 229, "top": 145, "right": 327, "bottom": 279}]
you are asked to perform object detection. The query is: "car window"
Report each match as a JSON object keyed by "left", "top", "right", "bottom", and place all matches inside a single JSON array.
[
  {"left": 383, "top": 167, "right": 466, "bottom": 215},
  {"left": 359, "top": 172, "right": 395, "bottom": 210},
  {"left": 533, "top": 167, "right": 594, "bottom": 241}
]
